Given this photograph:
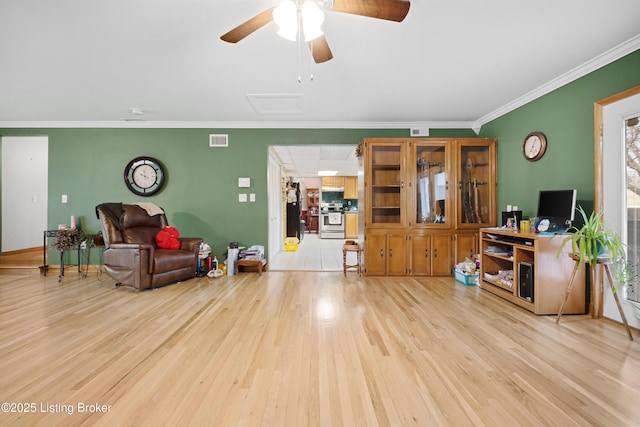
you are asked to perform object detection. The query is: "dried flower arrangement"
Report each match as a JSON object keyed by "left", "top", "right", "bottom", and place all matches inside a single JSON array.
[{"left": 52, "top": 229, "right": 84, "bottom": 251}]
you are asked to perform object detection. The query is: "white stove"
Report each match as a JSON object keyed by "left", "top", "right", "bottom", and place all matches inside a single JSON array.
[{"left": 319, "top": 203, "right": 345, "bottom": 238}]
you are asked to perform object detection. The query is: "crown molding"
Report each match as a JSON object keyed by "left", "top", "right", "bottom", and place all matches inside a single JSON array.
[
  {"left": 0, "top": 120, "right": 475, "bottom": 130},
  {"left": 473, "top": 33, "right": 640, "bottom": 132}
]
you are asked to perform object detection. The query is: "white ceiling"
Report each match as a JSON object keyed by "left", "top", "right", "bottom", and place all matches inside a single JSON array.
[
  {"left": 1, "top": 1, "right": 639, "bottom": 176},
  {"left": 272, "top": 144, "right": 359, "bottom": 177}
]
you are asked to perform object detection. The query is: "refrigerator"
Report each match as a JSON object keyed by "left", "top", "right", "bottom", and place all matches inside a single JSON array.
[{"left": 286, "top": 183, "right": 301, "bottom": 239}]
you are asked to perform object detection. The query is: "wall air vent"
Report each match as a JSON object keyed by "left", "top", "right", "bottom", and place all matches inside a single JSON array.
[
  {"left": 410, "top": 128, "right": 429, "bottom": 137},
  {"left": 209, "top": 134, "right": 229, "bottom": 147}
]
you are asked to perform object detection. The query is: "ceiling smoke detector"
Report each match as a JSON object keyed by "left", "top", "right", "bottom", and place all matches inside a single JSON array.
[{"left": 121, "top": 107, "right": 146, "bottom": 121}]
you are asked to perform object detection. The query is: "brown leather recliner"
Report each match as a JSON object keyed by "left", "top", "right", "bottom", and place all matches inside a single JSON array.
[{"left": 96, "top": 203, "right": 203, "bottom": 290}]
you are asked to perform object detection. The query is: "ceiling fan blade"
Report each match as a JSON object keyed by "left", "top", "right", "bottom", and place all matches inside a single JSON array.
[
  {"left": 220, "top": 8, "right": 275, "bottom": 43},
  {"left": 308, "top": 36, "right": 333, "bottom": 63},
  {"left": 331, "top": 0, "right": 410, "bottom": 22}
]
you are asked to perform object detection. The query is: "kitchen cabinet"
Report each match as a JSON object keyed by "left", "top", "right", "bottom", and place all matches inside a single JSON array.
[
  {"left": 345, "top": 212, "right": 358, "bottom": 239},
  {"left": 305, "top": 187, "right": 319, "bottom": 233},
  {"left": 306, "top": 187, "right": 319, "bottom": 209},
  {"left": 344, "top": 176, "right": 358, "bottom": 199},
  {"left": 321, "top": 176, "right": 345, "bottom": 187},
  {"left": 361, "top": 138, "right": 497, "bottom": 276}
]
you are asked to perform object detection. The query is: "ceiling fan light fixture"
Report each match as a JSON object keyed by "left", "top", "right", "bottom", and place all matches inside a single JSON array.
[
  {"left": 301, "top": 1, "right": 324, "bottom": 41},
  {"left": 273, "top": 0, "right": 298, "bottom": 41},
  {"left": 276, "top": 26, "right": 298, "bottom": 42}
]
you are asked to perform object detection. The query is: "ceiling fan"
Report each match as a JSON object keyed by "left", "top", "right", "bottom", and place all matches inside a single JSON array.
[{"left": 220, "top": 0, "right": 410, "bottom": 64}]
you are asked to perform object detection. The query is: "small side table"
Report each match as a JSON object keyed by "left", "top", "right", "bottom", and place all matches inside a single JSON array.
[
  {"left": 557, "top": 255, "right": 633, "bottom": 341},
  {"left": 236, "top": 259, "right": 268, "bottom": 276},
  {"left": 43, "top": 229, "right": 83, "bottom": 281}
]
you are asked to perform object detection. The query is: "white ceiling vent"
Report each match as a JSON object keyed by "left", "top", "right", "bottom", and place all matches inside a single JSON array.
[
  {"left": 410, "top": 128, "right": 429, "bottom": 137},
  {"left": 209, "top": 134, "right": 228, "bottom": 147},
  {"left": 246, "top": 93, "right": 304, "bottom": 114}
]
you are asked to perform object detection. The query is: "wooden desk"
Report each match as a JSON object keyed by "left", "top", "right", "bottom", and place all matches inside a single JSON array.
[{"left": 479, "top": 228, "right": 586, "bottom": 315}]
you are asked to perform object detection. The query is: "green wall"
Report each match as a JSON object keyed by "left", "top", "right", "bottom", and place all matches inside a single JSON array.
[
  {"left": 479, "top": 49, "right": 640, "bottom": 219},
  {"left": 2, "top": 47, "right": 638, "bottom": 261},
  {"left": 0, "top": 127, "right": 474, "bottom": 261}
]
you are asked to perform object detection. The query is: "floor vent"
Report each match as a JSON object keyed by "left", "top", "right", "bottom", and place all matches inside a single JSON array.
[{"left": 209, "top": 134, "right": 229, "bottom": 147}]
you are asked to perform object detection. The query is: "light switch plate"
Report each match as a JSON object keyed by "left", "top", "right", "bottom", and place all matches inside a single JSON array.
[
  {"left": 238, "top": 177, "right": 251, "bottom": 188},
  {"left": 239, "top": 193, "right": 247, "bottom": 202}
]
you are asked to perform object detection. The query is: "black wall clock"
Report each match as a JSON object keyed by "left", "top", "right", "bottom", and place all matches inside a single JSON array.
[
  {"left": 523, "top": 132, "right": 547, "bottom": 161},
  {"left": 124, "top": 156, "right": 166, "bottom": 196}
]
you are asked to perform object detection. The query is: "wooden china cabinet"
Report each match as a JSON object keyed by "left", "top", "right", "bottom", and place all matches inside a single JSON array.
[
  {"left": 305, "top": 187, "right": 319, "bottom": 233},
  {"left": 361, "top": 138, "right": 497, "bottom": 276}
]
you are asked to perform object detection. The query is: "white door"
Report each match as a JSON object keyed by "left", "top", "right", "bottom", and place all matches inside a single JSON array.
[
  {"left": 602, "top": 91, "right": 640, "bottom": 329},
  {"left": 1, "top": 136, "right": 49, "bottom": 252},
  {"left": 267, "top": 151, "right": 283, "bottom": 260}
]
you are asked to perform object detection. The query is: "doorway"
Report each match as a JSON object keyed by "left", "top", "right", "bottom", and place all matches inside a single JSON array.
[
  {"left": 597, "top": 85, "right": 640, "bottom": 329},
  {"left": 268, "top": 145, "right": 358, "bottom": 271},
  {"left": 1, "top": 136, "right": 48, "bottom": 253}
]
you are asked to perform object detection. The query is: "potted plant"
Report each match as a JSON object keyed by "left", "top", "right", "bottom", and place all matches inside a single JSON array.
[{"left": 558, "top": 205, "right": 627, "bottom": 289}]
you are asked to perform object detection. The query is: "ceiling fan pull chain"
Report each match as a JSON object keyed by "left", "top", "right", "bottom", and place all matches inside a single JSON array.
[
  {"left": 297, "top": 42, "right": 302, "bottom": 83},
  {"left": 297, "top": 4, "right": 302, "bottom": 83},
  {"left": 309, "top": 37, "right": 314, "bottom": 81}
]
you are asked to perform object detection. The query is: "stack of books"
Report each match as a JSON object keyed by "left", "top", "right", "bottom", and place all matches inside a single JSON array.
[{"left": 239, "top": 244, "right": 264, "bottom": 260}]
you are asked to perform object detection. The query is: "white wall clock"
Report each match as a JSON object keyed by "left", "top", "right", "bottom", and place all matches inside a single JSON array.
[
  {"left": 124, "top": 156, "right": 166, "bottom": 196},
  {"left": 523, "top": 132, "right": 547, "bottom": 161}
]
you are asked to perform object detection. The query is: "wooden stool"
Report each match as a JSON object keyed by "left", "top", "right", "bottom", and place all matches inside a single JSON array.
[
  {"left": 342, "top": 241, "right": 362, "bottom": 276},
  {"left": 557, "top": 255, "right": 633, "bottom": 341},
  {"left": 236, "top": 259, "right": 268, "bottom": 276}
]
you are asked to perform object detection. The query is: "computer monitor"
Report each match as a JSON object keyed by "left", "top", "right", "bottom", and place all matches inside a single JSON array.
[{"left": 536, "top": 189, "right": 577, "bottom": 229}]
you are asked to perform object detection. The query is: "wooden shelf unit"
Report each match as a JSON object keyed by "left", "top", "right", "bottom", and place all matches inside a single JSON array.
[
  {"left": 306, "top": 187, "right": 319, "bottom": 233},
  {"left": 479, "top": 228, "right": 586, "bottom": 315},
  {"left": 361, "top": 138, "right": 497, "bottom": 276}
]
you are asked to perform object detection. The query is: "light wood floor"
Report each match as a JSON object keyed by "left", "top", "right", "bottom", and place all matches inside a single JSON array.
[{"left": 0, "top": 261, "right": 639, "bottom": 426}]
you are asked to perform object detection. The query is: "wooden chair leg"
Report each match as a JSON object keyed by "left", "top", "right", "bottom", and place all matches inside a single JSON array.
[
  {"left": 556, "top": 262, "right": 580, "bottom": 324},
  {"left": 603, "top": 264, "right": 634, "bottom": 341},
  {"left": 342, "top": 249, "right": 347, "bottom": 276}
]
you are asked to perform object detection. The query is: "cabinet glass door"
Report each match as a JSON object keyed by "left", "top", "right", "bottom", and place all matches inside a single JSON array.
[
  {"left": 414, "top": 143, "right": 448, "bottom": 225},
  {"left": 458, "top": 143, "right": 493, "bottom": 226},
  {"left": 369, "top": 142, "right": 404, "bottom": 226}
]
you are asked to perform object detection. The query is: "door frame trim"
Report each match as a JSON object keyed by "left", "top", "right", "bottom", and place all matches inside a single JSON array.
[{"left": 593, "top": 85, "right": 640, "bottom": 317}]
